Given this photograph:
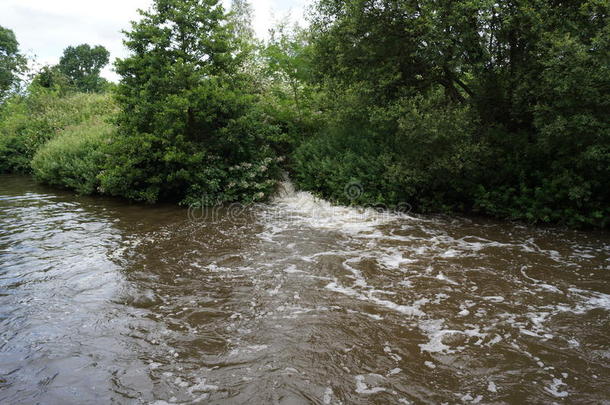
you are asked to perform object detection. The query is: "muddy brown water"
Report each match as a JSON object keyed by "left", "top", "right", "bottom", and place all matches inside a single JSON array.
[{"left": 0, "top": 175, "right": 609, "bottom": 404}]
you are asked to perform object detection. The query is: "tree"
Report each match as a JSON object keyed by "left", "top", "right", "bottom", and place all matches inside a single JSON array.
[
  {"left": 100, "top": 0, "right": 279, "bottom": 204},
  {"left": 228, "top": 0, "right": 262, "bottom": 78},
  {"left": 0, "top": 26, "right": 27, "bottom": 101},
  {"left": 230, "top": 0, "right": 255, "bottom": 42},
  {"left": 58, "top": 44, "right": 110, "bottom": 92},
  {"left": 295, "top": 0, "right": 609, "bottom": 227},
  {"left": 265, "top": 23, "right": 312, "bottom": 120},
  {"left": 31, "top": 65, "right": 71, "bottom": 93}
]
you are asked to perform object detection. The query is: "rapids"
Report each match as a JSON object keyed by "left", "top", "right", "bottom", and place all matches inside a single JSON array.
[{"left": 0, "top": 175, "right": 608, "bottom": 404}]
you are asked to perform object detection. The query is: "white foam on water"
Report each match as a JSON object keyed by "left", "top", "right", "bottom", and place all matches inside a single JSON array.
[
  {"left": 299, "top": 250, "right": 359, "bottom": 263},
  {"left": 424, "top": 361, "right": 436, "bottom": 369},
  {"left": 539, "top": 284, "right": 563, "bottom": 294},
  {"left": 520, "top": 267, "right": 564, "bottom": 294},
  {"left": 544, "top": 378, "right": 568, "bottom": 398},
  {"left": 247, "top": 345, "right": 269, "bottom": 352},
  {"left": 494, "top": 286, "right": 610, "bottom": 344},
  {"left": 326, "top": 282, "right": 426, "bottom": 316},
  {"left": 270, "top": 181, "right": 413, "bottom": 235},
  {"left": 188, "top": 378, "right": 219, "bottom": 394},
  {"left": 418, "top": 319, "right": 487, "bottom": 354},
  {"left": 384, "top": 345, "right": 403, "bottom": 362},
  {"left": 347, "top": 309, "right": 384, "bottom": 321},
  {"left": 435, "top": 272, "right": 459, "bottom": 285},
  {"left": 567, "top": 288, "right": 610, "bottom": 312},
  {"left": 323, "top": 387, "right": 333, "bottom": 404},
  {"left": 283, "top": 265, "right": 304, "bottom": 274},
  {"left": 441, "top": 249, "right": 459, "bottom": 258},
  {"left": 342, "top": 258, "right": 368, "bottom": 287},
  {"left": 251, "top": 178, "right": 608, "bottom": 402},
  {"left": 487, "top": 381, "right": 497, "bottom": 393},
  {"left": 387, "top": 368, "right": 401, "bottom": 376},
  {"left": 354, "top": 375, "right": 386, "bottom": 395},
  {"left": 377, "top": 251, "right": 417, "bottom": 269},
  {"left": 267, "top": 283, "right": 282, "bottom": 296}
]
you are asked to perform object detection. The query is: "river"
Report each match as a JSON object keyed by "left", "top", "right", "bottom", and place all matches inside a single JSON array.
[{"left": 0, "top": 175, "right": 608, "bottom": 404}]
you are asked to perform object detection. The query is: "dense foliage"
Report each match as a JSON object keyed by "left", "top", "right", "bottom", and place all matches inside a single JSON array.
[
  {"left": 31, "top": 114, "right": 115, "bottom": 194},
  {"left": 292, "top": 0, "right": 610, "bottom": 228},
  {"left": 0, "top": 90, "right": 115, "bottom": 173},
  {"left": 100, "top": 0, "right": 280, "bottom": 205},
  {"left": 0, "top": 0, "right": 607, "bottom": 228},
  {"left": 293, "top": 89, "right": 485, "bottom": 211},
  {"left": 58, "top": 44, "right": 110, "bottom": 93},
  {"left": 0, "top": 26, "right": 26, "bottom": 102}
]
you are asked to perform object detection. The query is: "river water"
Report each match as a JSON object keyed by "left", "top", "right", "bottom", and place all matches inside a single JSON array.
[{"left": 0, "top": 175, "right": 609, "bottom": 404}]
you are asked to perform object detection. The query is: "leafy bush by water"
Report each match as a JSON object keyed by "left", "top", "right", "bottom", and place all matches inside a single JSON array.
[
  {"left": 0, "top": 90, "right": 115, "bottom": 173},
  {"left": 293, "top": 89, "right": 485, "bottom": 212},
  {"left": 31, "top": 117, "right": 114, "bottom": 195}
]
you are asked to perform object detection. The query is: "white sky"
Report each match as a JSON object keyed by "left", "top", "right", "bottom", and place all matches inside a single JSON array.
[{"left": 0, "top": 0, "right": 309, "bottom": 81}]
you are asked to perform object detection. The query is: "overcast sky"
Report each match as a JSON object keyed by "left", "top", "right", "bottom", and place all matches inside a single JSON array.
[{"left": 1, "top": 0, "right": 309, "bottom": 81}]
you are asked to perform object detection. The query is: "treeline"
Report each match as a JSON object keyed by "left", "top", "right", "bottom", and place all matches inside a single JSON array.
[{"left": 0, "top": 0, "right": 608, "bottom": 228}]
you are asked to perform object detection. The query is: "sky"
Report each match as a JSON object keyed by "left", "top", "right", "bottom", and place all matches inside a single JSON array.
[{"left": 1, "top": 0, "right": 310, "bottom": 81}]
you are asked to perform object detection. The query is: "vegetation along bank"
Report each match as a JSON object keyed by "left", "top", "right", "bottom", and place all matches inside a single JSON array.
[{"left": 0, "top": 0, "right": 608, "bottom": 228}]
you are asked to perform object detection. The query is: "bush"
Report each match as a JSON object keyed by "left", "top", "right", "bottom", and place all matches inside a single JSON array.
[
  {"left": 98, "top": 108, "right": 282, "bottom": 205},
  {"left": 293, "top": 88, "right": 485, "bottom": 211},
  {"left": 0, "top": 89, "right": 116, "bottom": 173},
  {"left": 31, "top": 117, "right": 114, "bottom": 195},
  {"left": 472, "top": 29, "right": 610, "bottom": 228},
  {"left": 96, "top": 0, "right": 286, "bottom": 206}
]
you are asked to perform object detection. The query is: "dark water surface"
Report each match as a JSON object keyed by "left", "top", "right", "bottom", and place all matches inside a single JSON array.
[{"left": 0, "top": 175, "right": 609, "bottom": 404}]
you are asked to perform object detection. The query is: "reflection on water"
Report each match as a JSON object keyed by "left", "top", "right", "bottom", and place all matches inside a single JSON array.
[{"left": 0, "top": 175, "right": 608, "bottom": 404}]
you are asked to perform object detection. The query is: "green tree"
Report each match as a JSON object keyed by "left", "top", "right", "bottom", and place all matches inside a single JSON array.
[
  {"left": 228, "top": 0, "right": 264, "bottom": 82},
  {"left": 297, "top": 0, "right": 609, "bottom": 227},
  {"left": 100, "top": 0, "right": 279, "bottom": 204},
  {"left": 0, "top": 26, "right": 27, "bottom": 101},
  {"left": 230, "top": 0, "right": 255, "bottom": 42},
  {"left": 58, "top": 44, "right": 110, "bottom": 92},
  {"left": 259, "top": 22, "right": 321, "bottom": 156},
  {"left": 0, "top": 91, "right": 115, "bottom": 173},
  {"left": 31, "top": 65, "right": 72, "bottom": 94},
  {"left": 265, "top": 23, "right": 312, "bottom": 121}
]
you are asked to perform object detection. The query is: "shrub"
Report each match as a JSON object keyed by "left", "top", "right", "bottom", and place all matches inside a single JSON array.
[
  {"left": 99, "top": 0, "right": 283, "bottom": 205},
  {"left": 0, "top": 90, "right": 115, "bottom": 173},
  {"left": 98, "top": 110, "right": 282, "bottom": 205},
  {"left": 31, "top": 117, "right": 115, "bottom": 195},
  {"left": 293, "top": 89, "right": 485, "bottom": 211}
]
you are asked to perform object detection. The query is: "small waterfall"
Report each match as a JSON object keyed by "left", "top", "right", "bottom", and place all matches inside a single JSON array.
[{"left": 269, "top": 178, "right": 401, "bottom": 235}]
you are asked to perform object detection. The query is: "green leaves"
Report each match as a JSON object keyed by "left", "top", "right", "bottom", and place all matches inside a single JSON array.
[
  {"left": 58, "top": 44, "right": 110, "bottom": 93},
  {"left": 292, "top": 88, "right": 482, "bottom": 211},
  {"left": 1, "top": 0, "right": 606, "bottom": 227},
  {"left": 290, "top": 0, "right": 609, "bottom": 227},
  {"left": 0, "top": 92, "right": 116, "bottom": 173},
  {"left": 31, "top": 116, "right": 115, "bottom": 195},
  {"left": 0, "top": 26, "right": 27, "bottom": 101},
  {"left": 102, "top": 0, "right": 280, "bottom": 204}
]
